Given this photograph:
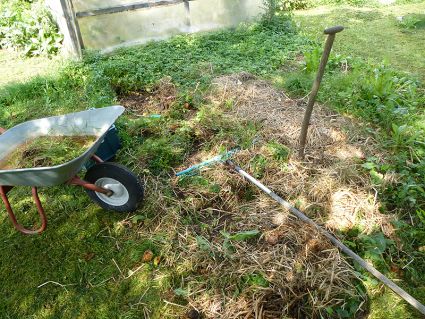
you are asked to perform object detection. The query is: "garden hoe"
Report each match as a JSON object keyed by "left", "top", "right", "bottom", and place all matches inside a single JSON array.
[{"left": 299, "top": 26, "right": 344, "bottom": 159}]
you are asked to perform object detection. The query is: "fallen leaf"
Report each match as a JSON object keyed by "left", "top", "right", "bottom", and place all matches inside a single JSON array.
[
  {"left": 153, "top": 256, "right": 161, "bottom": 267},
  {"left": 83, "top": 252, "right": 95, "bottom": 261},
  {"left": 143, "top": 250, "right": 154, "bottom": 263},
  {"left": 265, "top": 232, "right": 279, "bottom": 245}
]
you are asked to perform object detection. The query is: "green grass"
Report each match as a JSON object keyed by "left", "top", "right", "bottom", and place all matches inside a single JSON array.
[
  {"left": 294, "top": 2, "right": 425, "bottom": 78},
  {"left": 0, "top": 183, "right": 178, "bottom": 318},
  {"left": 0, "top": 6, "right": 425, "bottom": 318},
  {"left": 0, "top": 49, "right": 62, "bottom": 86},
  {"left": 84, "top": 18, "right": 306, "bottom": 93}
]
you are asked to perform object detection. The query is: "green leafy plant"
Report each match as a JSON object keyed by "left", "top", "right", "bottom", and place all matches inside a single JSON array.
[
  {"left": 224, "top": 230, "right": 260, "bottom": 241},
  {"left": 416, "top": 209, "right": 425, "bottom": 224},
  {"left": 393, "top": 219, "right": 425, "bottom": 285},
  {"left": 361, "top": 157, "right": 388, "bottom": 186},
  {"left": 344, "top": 229, "right": 394, "bottom": 272},
  {"left": 284, "top": 71, "right": 314, "bottom": 95},
  {"left": 397, "top": 15, "right": 421, "bottom": 29},
  {"left": 262, "top": 0, "right": 308, "bottom": 18},
  {"left": 303, "top": 46, "right": 322, "bottom": 73},
  {"left": 265, "top": 141, "right": 290, "bottom": 161},
  {"left": 196, "top": 235, "right": 213, "bottom": 252},
  {"left": 221, "top": 230, "right": 260, "bottom": 255},
  {"left": 242, "top": 272, "right": 269, "bottom": 288},
  {"left": 250, "top": 154, "right": 269, "bottom": 178},
  {"left": 0, "top": 0, "right": 62, "bottom": 56}
]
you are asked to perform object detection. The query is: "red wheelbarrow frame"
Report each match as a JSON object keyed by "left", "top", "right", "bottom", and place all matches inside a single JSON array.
[{"left": 0, "top": 126, "right": 113, "bottom": 235}]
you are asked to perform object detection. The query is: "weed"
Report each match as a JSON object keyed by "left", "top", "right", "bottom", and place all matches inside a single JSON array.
[
  {"left": 0, "top": 0, "right": 62, "bottom": 56},
  {"left": 241, "top": 272, "right": 270, "bottom": 288},
  {"left": 249, "top": 154, "right": 269, "bottom": 178},
  {"left": 303, "top": 46, "right": 322, "bottom": 73},
  {"left": 137, "top": 135, "right": 192, "bottom": 174},
  {"left": 397, "top": 14, "right": 423, "bottom": 29},
  {"left": 0, "top": 135, "right": 97, "bottom": 169},
  {"left": 85, "top": 15, "right": 304, "bottom": 93},
  {"left": 265, "top": 141, "right": 291, "bottom": 162},
  {"left": 284, "top": 71, "right": 314, "bottom": 95}
]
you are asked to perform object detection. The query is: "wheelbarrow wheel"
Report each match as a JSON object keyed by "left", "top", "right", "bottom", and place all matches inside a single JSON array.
[{"left": 84, "top": 162, "right": 144, "bottom": 212}]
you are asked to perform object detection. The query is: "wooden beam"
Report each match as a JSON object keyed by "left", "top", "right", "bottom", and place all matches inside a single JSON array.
[
  {"left": 184, "top": 0, "right": 191, "bottom": 27},
  {"left": 76, "top": 0, "right": 195, "bottom": 18},
  {"left": 69, "top": 0, "right": 85, "bottom": 49},
  {"left": 58, "top": 0, "right": 83, "bottom": 57}
]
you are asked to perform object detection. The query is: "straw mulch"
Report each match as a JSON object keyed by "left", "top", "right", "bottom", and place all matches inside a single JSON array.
[
  {"left": 118, "top": 73, "right": 401, "bottom": 318},
  {"left": 210, "top": 73, "right": 395, "bottom": 234},
  {"left": 172, "top": 165, "right": 367, "bottom": 318},
  {"left": 168, "top": 73, "right": 398, "bottom": 318}
]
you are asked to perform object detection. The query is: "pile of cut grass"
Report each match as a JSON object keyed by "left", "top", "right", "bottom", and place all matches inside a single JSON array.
[{"left": 0, "top": 135, "right": 97, "bottom": 169}]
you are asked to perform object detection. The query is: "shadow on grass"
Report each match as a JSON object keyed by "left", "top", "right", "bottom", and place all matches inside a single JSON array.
[{"left": 0, "top": 184, "right": 177, "bottom": 318}]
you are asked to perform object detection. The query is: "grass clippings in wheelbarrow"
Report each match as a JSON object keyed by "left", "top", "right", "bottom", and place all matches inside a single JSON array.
[{"left": 0, "top": 135, "right": 97, "bottom": 170}]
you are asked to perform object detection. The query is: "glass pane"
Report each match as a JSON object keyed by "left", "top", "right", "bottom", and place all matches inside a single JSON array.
[
  {"left": 78, "top": 3, "right": 188, "bottom": 50},
  {"left": 76, "top": 0, "right": 263, "bottom": 51}
]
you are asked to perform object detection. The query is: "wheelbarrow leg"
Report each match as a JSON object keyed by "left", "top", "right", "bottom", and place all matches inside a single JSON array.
[{"left": 0, "top": 186, "right": 47, "bottom": 235}]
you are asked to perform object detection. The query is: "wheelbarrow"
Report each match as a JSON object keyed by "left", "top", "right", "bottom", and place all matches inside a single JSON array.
[{"left": 0, "top": 105, "right": 144, "bottom": 235}]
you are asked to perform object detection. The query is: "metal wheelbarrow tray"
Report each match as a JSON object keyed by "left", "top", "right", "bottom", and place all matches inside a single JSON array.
[{"left": 0, "top": 106, "right": 144, "bottom": 235}]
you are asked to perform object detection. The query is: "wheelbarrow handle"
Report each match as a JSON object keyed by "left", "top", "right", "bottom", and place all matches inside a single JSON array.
[{"left": 0, "top": 186, "right": 47, "bottom": 235}]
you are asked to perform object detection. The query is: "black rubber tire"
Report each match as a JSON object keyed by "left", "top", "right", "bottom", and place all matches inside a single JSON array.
[{"left": 84, "top": 162, "right": 144, "bottom": 212}]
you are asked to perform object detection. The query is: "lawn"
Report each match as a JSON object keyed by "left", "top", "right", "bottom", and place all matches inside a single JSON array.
[
  {"left": 0, "top": 2, "right": 425, "bottom": 319},
  {"left": 0, "top": 49, "right": 62, "bottom": 86},
  {"left": 294, "top": 2, "right": 425, "bottom": 78}
]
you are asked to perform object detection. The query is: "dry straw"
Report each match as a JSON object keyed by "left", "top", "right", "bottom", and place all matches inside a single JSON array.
[{"left": 170, "top": 73, "right": 400, "bottom": 317}]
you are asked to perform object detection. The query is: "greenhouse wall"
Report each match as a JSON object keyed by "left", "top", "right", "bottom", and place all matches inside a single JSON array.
[{"left": 70, "top": 0, "right": 264, "bottom": 52}]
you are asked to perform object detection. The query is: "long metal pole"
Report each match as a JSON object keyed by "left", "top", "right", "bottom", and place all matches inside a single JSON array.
[
  {"left": 298, "top": 26, "right": 344, "bottom": 159},
  {"left": 226, "top": 160, "right": 425, "bottom": 316}
]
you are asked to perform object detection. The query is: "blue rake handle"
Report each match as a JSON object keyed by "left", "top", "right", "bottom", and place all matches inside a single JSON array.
[{"left": 176, "top": 149, "right": 239, "bottom": 177}]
